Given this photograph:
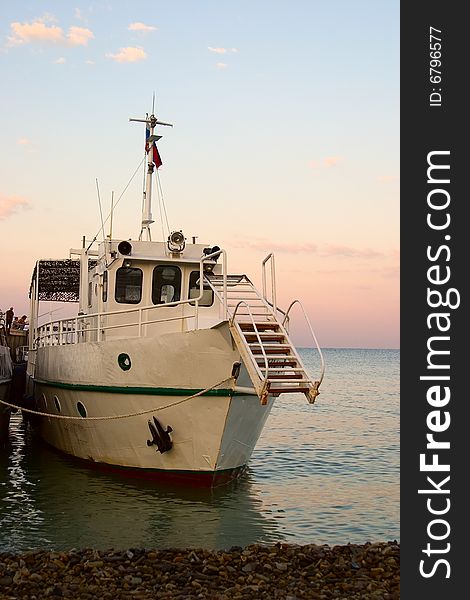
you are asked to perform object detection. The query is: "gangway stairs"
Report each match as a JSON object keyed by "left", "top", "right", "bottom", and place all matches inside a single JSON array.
[{"left": 204, "top": 273, "right": 324, "bottom": 405}]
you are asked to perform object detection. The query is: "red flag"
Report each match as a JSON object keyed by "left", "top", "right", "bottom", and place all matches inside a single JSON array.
[
  {"left": 145, "top": 123, "right": 162, "bottom": 168},
  {"left": 152, "top": 142, "right": 162, "bottom": 169}
]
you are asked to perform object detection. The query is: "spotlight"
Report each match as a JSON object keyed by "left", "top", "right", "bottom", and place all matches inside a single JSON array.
[
  {"left": 168, "top": 230, "right": 186, "bottom": 253},
  {"left": 118, "top": 240, "right": 132, "bottom": 255}
]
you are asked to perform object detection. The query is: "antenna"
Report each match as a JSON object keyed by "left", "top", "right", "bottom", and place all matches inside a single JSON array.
[
  {"left": 129, "top": 108, "right": 173, "bottom": 241},
  {"left": 109, "top": 191, "right": 114, "bottom": 239},
  {"left": 96, "top": 178, "right": 106, "bottom": 243}
]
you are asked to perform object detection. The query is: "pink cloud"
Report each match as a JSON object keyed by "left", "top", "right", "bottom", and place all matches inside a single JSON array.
[
  {"left": 128, "top": 22, "right": 157, "bottom": 33},
  {"left": 106, "top": 46, "right": 147, "bottom": 63},
  {"left": 67, "top": 26, "right": 94, "bottom": 46},
  {"left": 321, "top": 244, "right": 383, "bottom": 258},
  {"left": 230, "top": 237, "right": 317, "bottom": 253},
  {"left": 216, "top": 62, "right": 228, "bottom": 69},
  {"left": 377, "top": 175, "right": 399, "bottom": 183},
  {"left": 0, "top": 194, "right": 31, "bottom": 219},
  {"left": 308, "top": 156, "right": 343, "bottom": 170},
  {"left": 7, "top": 18, "right": 94, "bottom": 47},
  {"left": 231, "top": 236, "right": 391, "bottom": 259},
  {"left": 208, "top": 47, "right": 238, "bottom": 54}
]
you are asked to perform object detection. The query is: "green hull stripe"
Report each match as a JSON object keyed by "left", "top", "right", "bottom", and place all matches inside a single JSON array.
[{"left": 34, "top": 379, "right": 245, "bottom": 397}]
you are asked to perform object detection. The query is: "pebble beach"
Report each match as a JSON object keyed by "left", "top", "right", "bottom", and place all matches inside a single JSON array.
[{"left": 0, "top": 541, "right": 399, "bottom": 599}]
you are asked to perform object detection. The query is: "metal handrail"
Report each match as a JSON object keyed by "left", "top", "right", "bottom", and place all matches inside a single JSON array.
[
  {"left": 262, "top": 253, "right": 277, "bottom": 314},
  {"left": 201, "top": 248, "right": 227, "bottom": 318},
  {"left": 282, "top": 299, "right": 325, "bottom": 386},
  {"left": 230, "top": 300, "right": 269, "bottom": 382}
]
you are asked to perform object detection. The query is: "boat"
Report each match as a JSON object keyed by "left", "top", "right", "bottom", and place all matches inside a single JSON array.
[
  {"left": 24, "top": 108, "right": 325, "bottom": 486},
  {"left": 0, "top": 320, "right": 14, "bottom": 441}
]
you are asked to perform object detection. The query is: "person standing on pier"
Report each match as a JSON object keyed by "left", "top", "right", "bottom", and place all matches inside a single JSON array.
[{"left": 5, "top": 307, "right": 13, "bottom": 333}]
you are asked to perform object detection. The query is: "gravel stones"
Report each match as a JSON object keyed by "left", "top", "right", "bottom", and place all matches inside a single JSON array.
[{"left": 0, "top": 541, "right": 399, "bottom": 599}]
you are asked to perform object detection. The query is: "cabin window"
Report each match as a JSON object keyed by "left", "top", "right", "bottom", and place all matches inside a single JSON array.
[
  {"left": 102, "top": 271, "right": 108, "bottom": 302},
  {"left": 88, "top": 282, "right": 93, "bottom": 307},
  {"left": 115, "top": 267, "right": 143, "bottom": 304},
  {"left": 189, "top": 271, "right": 214, "bottom": 307},
  {"left": 152, "top": 266, "right": 181, "bottom": 305}
]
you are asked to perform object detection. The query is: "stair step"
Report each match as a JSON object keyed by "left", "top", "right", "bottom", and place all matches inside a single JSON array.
[
  {"left": 257, "top": 357, "right": 298, "bottom": 365},
  {"left": 268, "top": 373, "right": 304, "bottom": 380},
  {"left": 249, "top": 343, "right": 291, "bottom": 348},
  {"left": 239, "top": 322, "right": 279, "bottom": 331},
  {"left": 232, "top": 312, "right": 271, "bottom": 317},
  {"left": 228, "top": 298, "right": 265, "bottom": 303},
  {"left": 268, "top": 377, "right": 310, "bottom": 383},
  {"left": 250, "top": 347, "right": 292, "bottom": 356},
  {"left": 244, "top": 333, "right": 285, "bottom": 343},
  {"left": 268, "top": 386, "right": 311, "bottom": 394}
]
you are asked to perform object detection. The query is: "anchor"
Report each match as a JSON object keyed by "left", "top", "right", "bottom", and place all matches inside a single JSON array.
[{"left": 146, "top": 416, "right": 173, "bottom": 453}]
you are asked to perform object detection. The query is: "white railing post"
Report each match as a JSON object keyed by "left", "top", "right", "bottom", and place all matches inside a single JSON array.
[
  {"left": 262, "top": 253, "right": 277, "bottom": 314},
  {"left": 222, "top": 250, "right": 227, "bottom": 318}
]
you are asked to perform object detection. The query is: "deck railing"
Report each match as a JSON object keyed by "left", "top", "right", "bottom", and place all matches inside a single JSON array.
[{"left": 34, "top": 249, "right": 227, "bottom": 349}]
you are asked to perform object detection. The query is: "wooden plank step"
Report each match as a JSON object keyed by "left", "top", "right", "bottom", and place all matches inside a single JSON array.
[
  {"left": 249, "top": 342, "right": 291, "bottom": 348},
  {"left": 267, "top": 367, "right": 304, "bottom": 373},
  {"left": 268, "top": 386, "right": 311, "bottom": 394},
  {"left": 251, "top": 347, "right": 291, "bottom": 355},
  {"left": 228, "top": 298, "right": 265, "bottom": 303},
  {"left": 244, "top": 333, "right": 285, "bottom": 343},
  {"left": 257, "top": 357, "right": 298, "bottom": 365},
  {"left": 239, "top": 322, "right": 279, "bottom": 331},
  {"left": 268, "top": 373, "right": 303, "bottom": 379},
  {"left": 268, "top": 377, "right": 310, "bottom": 383},
  {"left": 233, "top": 312, "right": 271, "bottom": 317}
]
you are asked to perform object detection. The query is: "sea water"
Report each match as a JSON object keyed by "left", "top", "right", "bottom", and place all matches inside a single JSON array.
[{"left": 0, "top": 348, "right": 399, "bottom": 552}]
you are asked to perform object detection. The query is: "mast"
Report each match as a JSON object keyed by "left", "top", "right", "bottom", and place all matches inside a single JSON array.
[{"left": 129, "top": 111, "right": 173, "bottom": 241}]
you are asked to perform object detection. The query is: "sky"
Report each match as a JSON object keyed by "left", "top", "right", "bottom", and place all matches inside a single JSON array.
[{"left": 0, "top": 1, "right": 399, "bottom": 348}]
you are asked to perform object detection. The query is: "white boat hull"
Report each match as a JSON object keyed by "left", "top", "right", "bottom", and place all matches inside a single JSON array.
[{"left": 28, "top": 324, "right": 274, "bottom": 485}]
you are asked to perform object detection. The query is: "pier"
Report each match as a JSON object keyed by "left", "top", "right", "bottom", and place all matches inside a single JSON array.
[{"left": 0, "top": 322, "right": 28, "bottom": 441}]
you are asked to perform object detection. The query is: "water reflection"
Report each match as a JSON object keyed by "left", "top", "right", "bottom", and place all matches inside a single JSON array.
[
  {"left": 0, "top": 414, "right": 283, "bottom": 552},
  {"left": 0, "top": 349, "right": 400, "bottom": 552}
]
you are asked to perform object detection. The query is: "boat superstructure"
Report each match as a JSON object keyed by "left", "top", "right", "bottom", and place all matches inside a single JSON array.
[{"left": 24, "top": 109, "right": 324, "bottom": 486}]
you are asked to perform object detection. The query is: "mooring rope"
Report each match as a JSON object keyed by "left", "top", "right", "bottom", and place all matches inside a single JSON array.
[{"left": 0, "top": 376, "right": 234, "bottom": 421}]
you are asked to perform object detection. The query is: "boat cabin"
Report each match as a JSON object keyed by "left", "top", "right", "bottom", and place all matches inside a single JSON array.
[{"left": 84, "top": 236, "right": 223, "bottom": 339}]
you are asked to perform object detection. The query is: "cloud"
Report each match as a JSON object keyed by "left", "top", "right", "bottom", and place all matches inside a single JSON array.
[
  {"left": 106, "top": 46, "right": 147, "bottom": 63},
  {"left": 308, "top": 156, "right": 343, "bottom": 170},
  {"left": 128, "top": 22, "right": 157, "bottom": 33},
  {"left": 0, "top": 194, "right": 31, "bottom": 219},
  {"left": 16, "top": 138, "right": 37, "bottom": 153},
  {"left": 7, "top": 17, "right": 94, "bottom": 47},
  {"left": 216, "top": 62, "right": 228, "bottom": 69},
  {"left": 321, "top": 244, "right": 383, "bottom": 258},
  {"left": 377, "top": 175, "right": 399, "bottom": 183},
  {"left": 231, "top": 238, "right": 318, "bottom": 253},
  {"left": 208, "top": 46, "right": 238, "bottom": 54},
  {"left": 54, "top": 57, "right": 66, "bottom": 64},
  {"left": 231, "top": 236, "right": 388, "bottom": 259},
  {"left": 67, "top": 26, "right": 94, "bottom": 46}
]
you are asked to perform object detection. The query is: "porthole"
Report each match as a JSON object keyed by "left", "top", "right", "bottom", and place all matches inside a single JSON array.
[
  {"left": 77, "top": 401, "right": 87, "bottom": 418},
  {"left": 53, "top": 395, "right": 61, "bottom": 413},
  {"left": 118, "top": 353, "right": 132, "bottom": 371}
]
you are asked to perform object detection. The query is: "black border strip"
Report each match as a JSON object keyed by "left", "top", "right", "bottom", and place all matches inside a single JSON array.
[{"left": 401, "top": 2, "right": 466, "bottom": 597}]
